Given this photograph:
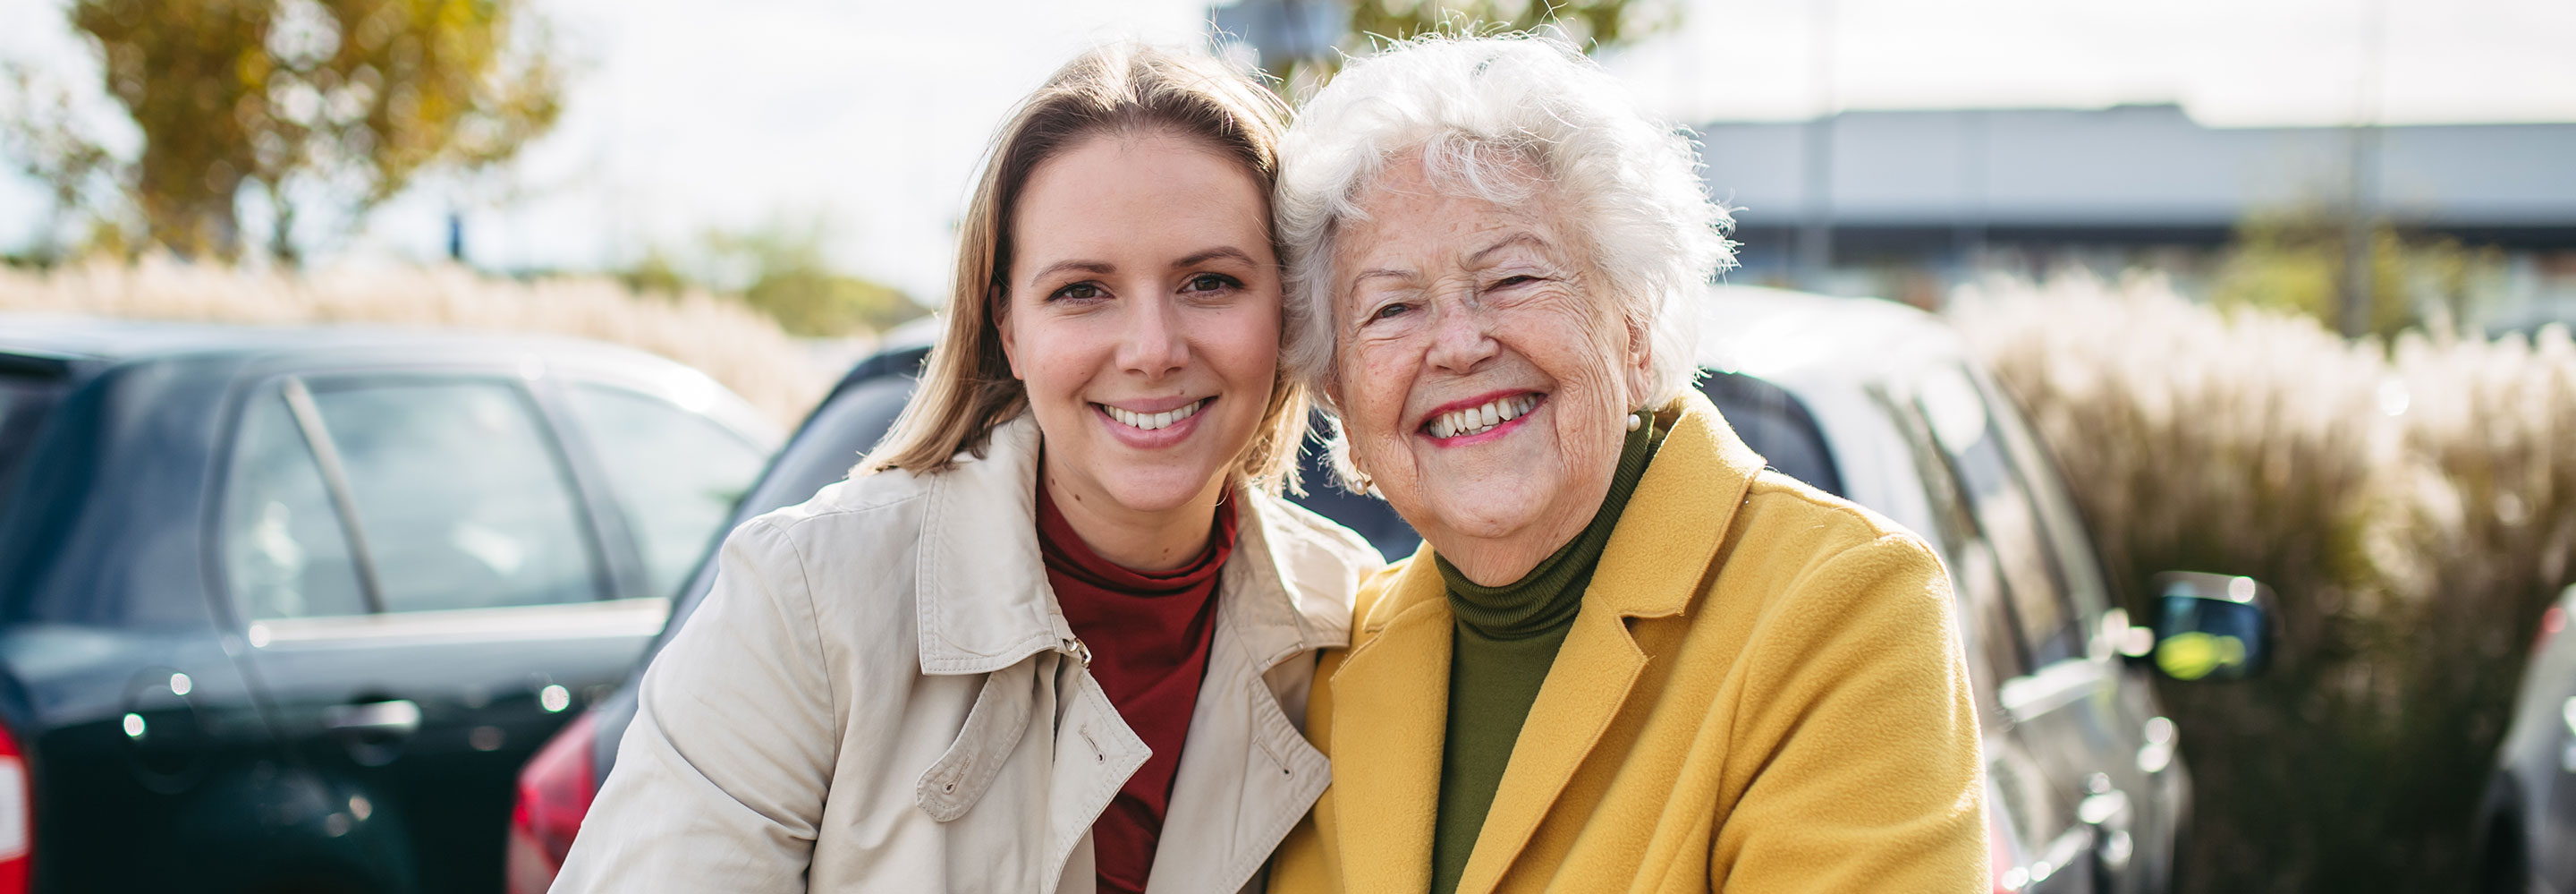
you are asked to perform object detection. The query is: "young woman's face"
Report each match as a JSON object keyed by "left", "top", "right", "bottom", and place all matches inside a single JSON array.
[{"left": 998, "top": 130, "right": 1282, "bottom": 520}]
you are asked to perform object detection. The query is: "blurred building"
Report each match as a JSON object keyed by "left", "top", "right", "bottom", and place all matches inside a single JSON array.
[{"left": 1699, "top": 104, "right": 2576, "bottom": 330}]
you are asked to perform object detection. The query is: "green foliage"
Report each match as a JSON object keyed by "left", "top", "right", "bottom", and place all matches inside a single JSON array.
[
  {"left": 623, "top": 221, "right": 924, "bottom": 338},
  {"left": 1269, "top": 0, "right": 1679, "bottom": 93},
  {"left": 2214, "top": 204, "right": 2503, "bottom": 342},
  {"left": 1348, "top": 0, "right": 1674, "bottom": 48},
  {"left": 1954, "top": 276, "right": 2576, "bottom": 893},
  {"left": 0, "top": 64, "right": 124, "bottom": 266},
  {"left": 27, "top": 0, "right": 564, "bottom": 262}
]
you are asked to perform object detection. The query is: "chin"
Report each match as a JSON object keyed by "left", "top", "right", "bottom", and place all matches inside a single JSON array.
[
  {"left": 1097, "top": 464, "right": 1226, "bottom": 513},
  {"left": 1428, "top": 493, "right": 1548, "bottom": 542}
]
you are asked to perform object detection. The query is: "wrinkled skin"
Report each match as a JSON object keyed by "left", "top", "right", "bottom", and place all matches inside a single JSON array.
[{"left": 1328, "top": 149, "right": 1650, "bottom": 584}]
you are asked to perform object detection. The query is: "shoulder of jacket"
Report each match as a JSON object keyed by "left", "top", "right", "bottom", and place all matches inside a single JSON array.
[
  {"left": 1740, "top": 470, "right": 1935, "bottom": 557},
  {"left": 740, "top": 468, "right": 936, "bottom": 541},
  {"left": 716, "top": 471, "right": 937, "bottom": 636},
  {"left": 1248, "top": 490, "right": 1387, "bottom": 572},
  {"left": 1702, "top": 473, "right": 1947, "bottom": 624}
]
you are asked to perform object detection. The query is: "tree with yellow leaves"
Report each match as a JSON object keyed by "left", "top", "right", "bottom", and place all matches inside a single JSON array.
[{"left": 32, "top": 0, "right": 563, "bottom": 263}]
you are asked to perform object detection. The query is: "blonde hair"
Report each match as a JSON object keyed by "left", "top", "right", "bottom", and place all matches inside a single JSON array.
[{"left": 865, "top": 44, "right": 1310, "bottom": 493}]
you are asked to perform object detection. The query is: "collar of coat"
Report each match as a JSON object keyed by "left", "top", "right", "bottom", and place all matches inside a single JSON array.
[
  {"left": 1324, "top": 388, "right": 1765, "bottom": 894},
  {"left": 911, "top": 411, "right": 1357, "bottom": 677},
  {"left": 1357, "top": 388, "right": 1756, "bottom": 634}
]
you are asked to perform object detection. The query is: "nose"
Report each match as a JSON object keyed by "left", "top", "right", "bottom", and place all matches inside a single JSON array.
[
  {"left": 1422, "top": 297, "right": 1497, "bottom": 374},
  {"left": 1118, "top": 295, "right": 1189, "bottom": 379}
]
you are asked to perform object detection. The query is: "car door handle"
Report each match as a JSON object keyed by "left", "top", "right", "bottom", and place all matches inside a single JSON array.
[
  {"left": 326, "top": 700, "right": 421, "bottom": 736},
  {"left": 2079, "top": 788, "right": 2135, "bottom": 873}
]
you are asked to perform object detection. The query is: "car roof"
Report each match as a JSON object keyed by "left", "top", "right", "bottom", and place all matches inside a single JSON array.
[
  {"left": 0, "top": 312, "right": 672, "bottom": 370},
  {"left": 1694, "top": 285, "right": 1967, "bottom": 386}
]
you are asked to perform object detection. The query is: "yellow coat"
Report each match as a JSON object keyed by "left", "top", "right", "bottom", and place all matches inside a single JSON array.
[{"left": 1271, "top": 392, "right": 1988, "bottom": 894}]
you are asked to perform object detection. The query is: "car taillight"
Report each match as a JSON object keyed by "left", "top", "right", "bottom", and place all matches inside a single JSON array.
[
  {"left": 1988, "top": 806, "right": 2022, "bottom": 894},
  {"left": 0, "top": 717, "right": 30, "bottom": 894},
  {"left": 506, "top": 711, "right": 598, "bottom": 894}
]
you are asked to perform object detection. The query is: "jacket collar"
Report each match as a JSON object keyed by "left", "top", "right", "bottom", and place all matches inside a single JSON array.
[
  {"left": 1352, "top": 389, "right": 1761, "bottom": 635},
  {"left": 1326, "top": 390, "right": 1767, "bottom": 894},
  {"left": 913, "top": 412, "right": 1350, "bottom": 676}
]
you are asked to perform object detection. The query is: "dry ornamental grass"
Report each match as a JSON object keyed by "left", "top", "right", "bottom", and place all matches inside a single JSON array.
[{"left": 1953, "top": 273, "right": 2576, "bottom": 894}]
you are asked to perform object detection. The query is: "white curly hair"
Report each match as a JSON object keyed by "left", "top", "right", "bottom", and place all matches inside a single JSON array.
[{"left": 1274, "top": 34, "right": 1735, "bottom": 490}]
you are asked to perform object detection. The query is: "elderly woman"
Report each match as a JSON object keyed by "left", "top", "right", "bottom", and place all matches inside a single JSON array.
[{"left": 1266, "top": 37, "right": 1988, "bottom": 894}]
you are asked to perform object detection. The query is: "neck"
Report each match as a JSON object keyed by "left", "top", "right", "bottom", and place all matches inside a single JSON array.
[{"left": 1039, "top": 463, "right": 1226, "bottom": 573}]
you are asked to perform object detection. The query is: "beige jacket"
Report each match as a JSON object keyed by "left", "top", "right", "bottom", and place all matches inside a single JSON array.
[{"left": 552, "top": 414, "right": 1381, "bottom": 894}]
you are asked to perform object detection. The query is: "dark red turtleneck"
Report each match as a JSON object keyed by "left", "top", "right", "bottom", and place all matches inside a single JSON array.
[{"left": 1034, "top": 483, "right": 1238, "bottom": 894}]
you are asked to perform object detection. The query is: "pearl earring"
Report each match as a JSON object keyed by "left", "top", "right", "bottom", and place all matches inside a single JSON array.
[{"left": 1626, "top": 411, "right": 1643, "bottom": 432}]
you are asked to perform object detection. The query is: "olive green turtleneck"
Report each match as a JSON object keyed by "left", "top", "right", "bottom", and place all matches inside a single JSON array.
[{"left": 1428, "top": 412, "right": 1665, "bottom": 894}]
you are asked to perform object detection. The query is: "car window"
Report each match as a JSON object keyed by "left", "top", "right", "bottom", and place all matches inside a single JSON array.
[
  {"left": 1979, "top": 375, "right": 2115, "bottom": 617},
  {"left": 564, "top": 384, "right": 768, "bottom": 600},
  {"left": 1700, "top": 370, "right": 1844, "bottom": 498},
  {"left": 1918, "top": 365, "right": 2086, "bottom": 669},
  {"left": 222, "top": 388, "right": 369, "bottom": 620},
  {"left": 305, "top": 379, "right": 598, "bottom": 613},
  {"left": 1883, "top": 385, "right": 2031, "bottom": 681},
  {"left": 0, "top": 373, "right": 67, "bottom": 508}
]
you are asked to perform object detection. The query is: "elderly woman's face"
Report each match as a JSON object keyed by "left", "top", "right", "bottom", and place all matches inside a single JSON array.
[{"left": 1330, "top": 152, "right": 1649, "bottom": 581}]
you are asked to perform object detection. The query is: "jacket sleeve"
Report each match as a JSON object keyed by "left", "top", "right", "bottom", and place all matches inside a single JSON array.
[
  {"left": 551, "top": 519, "right": 842, "bottom": 893},
  {"left": 1711, "top": 532, "right": 1989, "bottom": 894}
]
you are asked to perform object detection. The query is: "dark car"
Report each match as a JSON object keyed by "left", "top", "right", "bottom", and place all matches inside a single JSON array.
[
  {"left": 0, "top": 316, "right": 778, "bottom": 893},
  {"left": 2475, "top": 583, "right": 2576, "bottom": 894},
  {"left": 511, "top": 289, "right": 2269, "bottom": 893}
]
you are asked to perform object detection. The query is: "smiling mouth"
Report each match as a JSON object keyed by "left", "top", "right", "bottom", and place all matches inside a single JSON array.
[
  {"left": 1424, "top": 393, "right": 1542, "bottom": 439},
  {"left": 1098, "top": 397, "right": 1210, "bottom": 432}
]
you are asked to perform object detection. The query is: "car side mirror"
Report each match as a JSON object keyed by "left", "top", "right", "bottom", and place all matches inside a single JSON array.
[{"left": 2144, "top": 571, "right": 2274, "bottom": 682}]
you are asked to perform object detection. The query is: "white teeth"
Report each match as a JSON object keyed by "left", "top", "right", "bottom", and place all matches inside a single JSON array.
[
  {"left": 1426, "top": 395, "right": 1541, "bottom": 439},
  {"left": 1105, "top": 398, "right": 1206, "bottom": 431}
]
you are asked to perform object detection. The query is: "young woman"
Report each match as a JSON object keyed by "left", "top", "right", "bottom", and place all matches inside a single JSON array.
[{"left": 551, "top": 46, "right": 1381, "bottom": 894}]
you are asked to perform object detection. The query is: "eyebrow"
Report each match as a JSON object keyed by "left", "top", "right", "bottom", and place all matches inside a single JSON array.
[
  {"left": 1174, "top": 246, "right": 1259, "bottom": 270},
  {"left": 1028, "top": 260, "right": 1115, "bottom": 288},
  {"left": 1467, "top": 232, "right": 1554, "bottom": 267},
  {"left": 1027, "top": 247, "right": 1260, "bottom": 288}
]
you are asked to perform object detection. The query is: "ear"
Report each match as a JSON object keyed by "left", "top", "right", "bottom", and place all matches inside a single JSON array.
[
  {"left": 992, "top": 285, "right": 1027, "bottom": 381},
  {"left": 1622, "top": 307, "right": 1655, "bottom": 408}
]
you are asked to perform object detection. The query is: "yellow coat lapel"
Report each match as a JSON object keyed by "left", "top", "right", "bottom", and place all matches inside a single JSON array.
[
  {"left": 1453, "top": 394, "right": 1767, "bottom": 894},
  {"left": 1319, "top": 553, "right": 1455, "bottom": 892}
]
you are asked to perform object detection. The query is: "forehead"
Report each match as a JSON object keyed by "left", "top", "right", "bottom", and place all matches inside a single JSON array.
[
  {"left": 1013, "top": 132, "right": 1270, "bottom": 256},
  {"left": 1339, "top": 149, "right": 1559, "bottom": 263}
]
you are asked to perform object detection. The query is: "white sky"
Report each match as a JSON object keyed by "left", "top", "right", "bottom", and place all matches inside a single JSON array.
[{"left": 4, "top": 0, "right": 2573, "bottom": 302}]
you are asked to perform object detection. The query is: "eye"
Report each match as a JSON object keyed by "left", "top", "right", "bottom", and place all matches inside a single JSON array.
[
  {"left": 1182, "top": 273, "right": 1239, "bottom": 294},
  {"left": 1050, "top": 282, "right": 1104, "bottom": 302},
  {"left": 1492, "top": 275, "right": 1539, "bottom": 290},
  {"left": 1369, "top": 302, "right": 1412, "bottom": 322}
]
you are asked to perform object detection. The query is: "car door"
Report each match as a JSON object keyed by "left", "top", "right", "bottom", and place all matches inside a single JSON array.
[
  {"left": 1907, "top": 363, "right": 2154, "bottom": 892},
  {"left": 220, "top": 371, "right": 665, "bottom": 894},
  {"left": 1975, "top": 365, "right": 2186, "bottom": 892}
]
